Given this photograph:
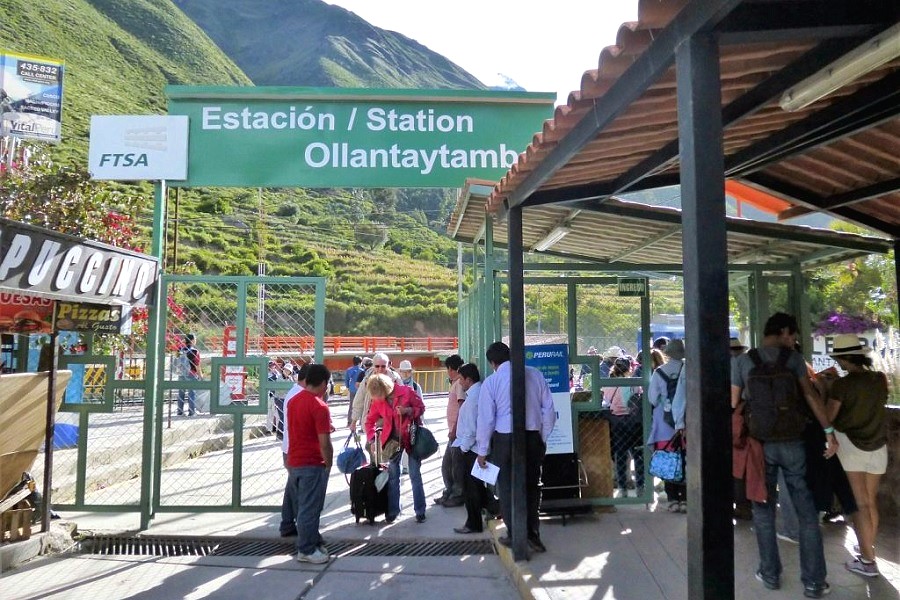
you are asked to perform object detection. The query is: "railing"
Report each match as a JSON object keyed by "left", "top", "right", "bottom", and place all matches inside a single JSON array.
[{"left": 203, "top": 335, "right": 458, "bottom": 356}]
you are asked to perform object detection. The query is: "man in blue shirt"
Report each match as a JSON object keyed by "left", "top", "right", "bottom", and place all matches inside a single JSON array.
[{"left": 476, "top": 342, "right": 556, "bottom": 553}]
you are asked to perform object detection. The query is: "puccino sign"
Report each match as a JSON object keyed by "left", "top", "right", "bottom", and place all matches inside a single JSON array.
[
  {"left": 166, "top": 86, "right": 555, "bottom": 188},
  {"left": 0, "top": 218, "right": 158, "bottom": 306}
]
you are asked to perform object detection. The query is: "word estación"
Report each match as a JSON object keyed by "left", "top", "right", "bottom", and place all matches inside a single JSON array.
[{"left": 201, "top": 106, "right": 476, "bottom": 133}]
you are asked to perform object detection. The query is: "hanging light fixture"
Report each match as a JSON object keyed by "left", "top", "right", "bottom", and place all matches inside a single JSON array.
[{"left": 779, "top": 22, "right": 900, "bottom": 112}]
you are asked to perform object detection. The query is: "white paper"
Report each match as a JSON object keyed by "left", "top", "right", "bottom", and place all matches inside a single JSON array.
[{"left": 471, "top": 460, "right": 500, "bottom": 486}]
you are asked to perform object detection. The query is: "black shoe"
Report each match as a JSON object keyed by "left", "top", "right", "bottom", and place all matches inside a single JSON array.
[
  {"left": 280, "top": 529, "right": 297, "bottom": 537},
  {"left": 415, "top": 514, "right": 426, "bottom": 523},
  {"left": 528, "top": 536, "right": 547, "bottom": 553},
  {"left": 454, "top": 526, "right": 479, "bottom": 534},
  {"left": 755, "top": 570, "right": 779, "bottom": 590},
  {"left": 384, "top": 515, "right": 397, "bottom": 524},
  {"left": 442, "top": 497, "right": 464, "bottom": 508},
  {"left": 433, "top": 497, "right": 445, "bottom": 505},
  {"left": 803, "top": 583, "right": 830, "bottom": 598}
]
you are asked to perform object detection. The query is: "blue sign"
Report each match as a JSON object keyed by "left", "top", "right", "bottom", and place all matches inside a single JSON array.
[{"left": 525, "top": 344, "right": 568, "bottom": 394}]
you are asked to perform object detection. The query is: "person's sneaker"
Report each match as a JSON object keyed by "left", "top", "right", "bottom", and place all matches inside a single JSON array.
[
  {"left": 296, "top": 548, "right": 329, "bottom": 564},
  {"left": 415, "top": 514, "right": 426, "bottom": 523},
  {"left": 776, "top": 532, "right": 799, "bottom": 544},
  {"left": 667, "top": 501, "right": 680, "bottom": 513},
  {"left": 803, "top": 582, "right": 830, "bottom": 598},
  {"left": 755, "top": 570, "right": 780, "bottom": 590},
  {"left": 845, "top": 556, "right": 879, "bottom": 578},
  {"left": 677, "top": 501, "right": 687, "bottom": 513},
  {"left": 442, "top": 497, "right": 464, "bottom": 508}
]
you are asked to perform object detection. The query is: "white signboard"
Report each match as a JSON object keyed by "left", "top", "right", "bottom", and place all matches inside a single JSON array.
[{"left": 89, "top": 115, "right": 189, "bottom": 180}]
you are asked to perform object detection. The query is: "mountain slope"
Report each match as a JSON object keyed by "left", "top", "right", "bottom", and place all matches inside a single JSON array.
[
  {"left": 172, "top": 0, "right": 487, "bottom": 89},
  {"left": 0, "top": 0, "right": 251, "bottom": 163}
]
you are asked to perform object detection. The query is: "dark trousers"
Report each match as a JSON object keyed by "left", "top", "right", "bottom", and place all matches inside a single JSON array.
[
  {"left": 802, "top": 422, "right": 857, "bottom": 515},
  {"left": 460, "top": 449, "right": 499, "bottom": 531},
  {"left": 491, "top": 431, "right": 545, "bottom": 540},
  {"left": 441, "top": 443, "right": 466, "bottom": 501}
]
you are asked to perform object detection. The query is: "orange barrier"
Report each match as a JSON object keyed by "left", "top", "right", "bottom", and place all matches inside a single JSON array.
[{"left": 202, "top": 335, "right": 458, "bottom": 357}]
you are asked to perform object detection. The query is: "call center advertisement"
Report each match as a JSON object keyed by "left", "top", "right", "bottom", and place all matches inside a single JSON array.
[
  {"left": 0, "top": 52, "right": 64, "bottom": 143},
  {"left": 525, "top": 343, "right": 573, "bottom": 454}
]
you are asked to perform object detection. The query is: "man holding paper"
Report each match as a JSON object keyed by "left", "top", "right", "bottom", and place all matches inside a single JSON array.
[
  {"left": 452, "top": 363, "right": 500, "bottom": 534},
  {"left": 476, "top": 342, "right": 557, "bottom": 553}
]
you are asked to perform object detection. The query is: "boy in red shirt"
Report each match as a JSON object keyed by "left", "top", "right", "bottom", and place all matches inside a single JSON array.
[{"left": 285, "top": 364, "right": 333, "bottom": 563}]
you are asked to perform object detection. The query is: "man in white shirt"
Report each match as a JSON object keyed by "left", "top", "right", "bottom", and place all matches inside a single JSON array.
[
  {"left": 452, "top": 363, "right": 499, "bottom": 534},
  {"left": 476, "top": 342, "right": 557, "bottom": 553}
]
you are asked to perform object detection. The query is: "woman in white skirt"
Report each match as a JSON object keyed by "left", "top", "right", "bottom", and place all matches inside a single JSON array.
[{"left": 823, "top": 333, "right": 888, "bottom": 578}]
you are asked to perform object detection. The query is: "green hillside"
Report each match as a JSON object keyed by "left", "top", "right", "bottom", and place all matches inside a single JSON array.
[
  {"left": 0, "top": 0, "right": 251, "bottom": 163},
  {"left": 0, "top": 0, "right": 468, "bottom": 336},
  {"left": 172, "top": 0, "right": 487, "bottom": 89}
]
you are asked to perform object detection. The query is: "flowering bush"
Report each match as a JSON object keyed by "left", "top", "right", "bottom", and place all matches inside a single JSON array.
[{"left": 813, "top": 311, "right": 879, "bottom": 336}]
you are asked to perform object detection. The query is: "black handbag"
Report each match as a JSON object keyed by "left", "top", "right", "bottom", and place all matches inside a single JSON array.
[{"left": 409, "top": 421, "right": 439, "bottom": 460}]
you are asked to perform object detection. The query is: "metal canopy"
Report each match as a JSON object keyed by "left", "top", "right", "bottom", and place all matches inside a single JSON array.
[
  {"left": 448, "top": 190, "right": 893, "bottom": 269},
  {"left": 484, "top": 0, "right": 900, "bottom": 239}
]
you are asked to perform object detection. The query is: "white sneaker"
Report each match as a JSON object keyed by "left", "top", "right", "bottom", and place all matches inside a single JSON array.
[{"left": 296, "top": 548, "right": 330, "bottom": 564}]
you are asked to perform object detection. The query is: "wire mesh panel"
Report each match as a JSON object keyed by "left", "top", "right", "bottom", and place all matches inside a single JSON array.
[{"left": 158, "top": 276, "right": 324, "bottom": 510}]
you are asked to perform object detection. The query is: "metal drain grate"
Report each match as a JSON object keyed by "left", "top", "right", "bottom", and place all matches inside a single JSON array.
[{"left": 77, "top": 535, "right": 495, "bottom": 558}]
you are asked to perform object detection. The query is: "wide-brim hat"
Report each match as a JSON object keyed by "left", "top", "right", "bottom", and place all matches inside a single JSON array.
[
  {"left": 664, "top": 338, "right": 685, "bottom": 360},
  {"left": 604, "top": 346, "right": 624, "bottom": 359},
  {"left": 729, "top": 337, "right": 746, "bottom": 350},
  {"left": 829, "top": 333, "right": 871, "bottom": 356}
]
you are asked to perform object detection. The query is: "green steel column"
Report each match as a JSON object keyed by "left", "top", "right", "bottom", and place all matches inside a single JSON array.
[
  {"left": 481, "top": 218, "right": 495, "bottom": 374},
  {"left": 141, "top": 181, "right": 167, "bottom": 530},
  {"left": 792, "top": 265, "right": 812, "bottom": 360},
  {"left": 231, "top": 280, "right": 249, "bottom": 507},
  {"left": 750, "top": 269, "right": 765, "bottom": 346},
  {"left": 314, "top": 279, "right": 326, "bottom": 364}
]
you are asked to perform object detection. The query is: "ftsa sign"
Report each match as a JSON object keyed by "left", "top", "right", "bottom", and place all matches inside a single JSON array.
[{"left": 88, "top": 115, "right": 189, "bottom": 181}]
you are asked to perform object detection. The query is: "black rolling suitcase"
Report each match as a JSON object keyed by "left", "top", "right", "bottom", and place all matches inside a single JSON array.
[{"left": 349, "top": 429, "right": 389, "bottom": 524}]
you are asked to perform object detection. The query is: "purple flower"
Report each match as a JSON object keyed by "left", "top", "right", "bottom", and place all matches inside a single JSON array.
[{"left": 814, "top": 311, "right": 878, "bottom": 336}]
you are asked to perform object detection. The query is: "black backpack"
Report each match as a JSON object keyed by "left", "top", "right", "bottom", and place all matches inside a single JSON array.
[
  {"left": 657, "top": 364, "right": 682, "bottom": 428},
  {"left": 745, "top": 348, "right": 807, "bottom": 442}
]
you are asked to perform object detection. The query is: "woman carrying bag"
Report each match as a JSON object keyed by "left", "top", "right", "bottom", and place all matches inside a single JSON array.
[{"left": 364, "top": 373, "right": 428, "bottom": 523}]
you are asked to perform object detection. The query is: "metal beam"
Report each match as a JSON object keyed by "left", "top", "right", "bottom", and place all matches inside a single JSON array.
[
  {"left": 726, "top": 71, "right": 900, "bottom": 178},
  {"left": 518, "top": 37, "right": 866, "bottom": 210},
  {"left": 717, "top": 1, "right": 891, "bottom": 43},
  {"left": 571, "top": 198, "right": 894, "bottom": 253},
  {"left": 676, "top": 33, "right": 733, "bottom": 600},
  {"left": 608, "top": 226, "right": 682, "bottom": 262},
  {"left": 779, "top": 177, "right": 900, "bottom": 219},
  {"left": 507, "top": 206, "right": 528, "bottom": 562},
  {"left": 743, "top": 174, "right": 900, "bottom": 238},
  {"left": 505, "top": 0, "right": 744, "bottom": 210}
]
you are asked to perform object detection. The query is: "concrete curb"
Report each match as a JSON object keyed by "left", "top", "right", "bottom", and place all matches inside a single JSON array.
[
  {"left": 488, "top": 520, "right": 552, "bottom": 600},
  {"left": 0, "top": 521, "right": 76, "bottom": 573}
]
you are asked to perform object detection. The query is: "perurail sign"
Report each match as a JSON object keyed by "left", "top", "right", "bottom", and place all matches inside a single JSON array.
[{"left": 166, "top": 86, "right": 555, "bottom": 188}]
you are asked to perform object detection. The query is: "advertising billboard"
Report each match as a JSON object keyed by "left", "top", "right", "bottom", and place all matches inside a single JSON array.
[{"left": 0, "top": 52, "right": 64, "bottom": 143}]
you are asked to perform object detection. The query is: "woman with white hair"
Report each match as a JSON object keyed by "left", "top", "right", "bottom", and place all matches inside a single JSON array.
[
  {"left": 364, "top": 373, "right": 427, "bottom": 524},
  {"left": 824, "top": 333, "right": 888, "bottom": 578}
]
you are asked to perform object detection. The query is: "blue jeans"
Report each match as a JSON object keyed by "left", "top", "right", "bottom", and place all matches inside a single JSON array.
[
  {"left": 777, "top": 468, "right": 799, "bottom": 539},
  {"left": 752, "top": 441, "right": 826, "bottom": 587},
  {"left": 289, "top": 466, "right": 328, "bottom": 555},
  {"left": 387, "top": 451, "right": 426, "bottom": 519},
  {"left": 178, "top": 373, "right": 198, "bottom": 414},
  {"left": 280, "top": 467, "right": 297, "bottom": 535}
]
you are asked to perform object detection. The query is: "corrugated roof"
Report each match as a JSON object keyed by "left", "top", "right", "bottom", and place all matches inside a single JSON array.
[
  {"left": 482, "top": 0, "right": 899, "bottom": 237},
  {"left": 449, "top": 184, "right": 892, "bottom": 269}
]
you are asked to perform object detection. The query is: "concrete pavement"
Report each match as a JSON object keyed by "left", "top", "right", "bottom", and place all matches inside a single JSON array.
[{"left": 2, "top": 392, "right": 898, "bottom": 599}]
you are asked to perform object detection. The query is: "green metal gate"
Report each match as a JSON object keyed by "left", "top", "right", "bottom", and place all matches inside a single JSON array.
[{"left": 154, "top": 275, "right": 325, "bottom": 512}]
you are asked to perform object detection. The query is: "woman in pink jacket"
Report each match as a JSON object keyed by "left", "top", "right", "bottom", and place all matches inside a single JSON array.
[{"left": 364, "top": 373, "right": 427, "bottom": 523}]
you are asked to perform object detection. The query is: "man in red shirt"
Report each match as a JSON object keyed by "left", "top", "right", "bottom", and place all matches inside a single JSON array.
[{"left": 285, "top": 363, "right": 334, "bottom": 564}]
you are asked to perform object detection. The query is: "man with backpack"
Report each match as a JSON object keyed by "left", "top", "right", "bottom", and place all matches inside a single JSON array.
[
  {"left": 647, "top": 338, "right": 686, "bottom": 511},
  {"left": 731, "top": 313, "right": 838, "bottom": 599}
]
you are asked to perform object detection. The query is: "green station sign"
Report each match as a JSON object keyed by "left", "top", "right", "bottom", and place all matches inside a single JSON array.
[
  {"left": 618, "top": 277, "right": 649, "bottom": 297},
  {"left": 166, "top": 86, "right": 555, "bottom": 188}
]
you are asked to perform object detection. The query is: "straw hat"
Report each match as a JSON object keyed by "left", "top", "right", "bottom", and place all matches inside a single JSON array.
[
  {"left": 729, "top": 337, "right": 747, "bottom": 350},
  {"left": 664, "top": 338, "right": 685, "bottom": 360},
  {"left": 829, "top": 333, "right": 871, "bottom": 356}
]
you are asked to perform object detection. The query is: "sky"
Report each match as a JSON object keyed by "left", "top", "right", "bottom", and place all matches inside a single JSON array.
[{"left": 325, "top": 1, "right": 639, "bottom": 105}]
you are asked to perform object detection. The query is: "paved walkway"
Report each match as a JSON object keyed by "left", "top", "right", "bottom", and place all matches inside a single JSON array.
[{"left": 2, "top": 393, "right": 898, "bottom": 599}]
